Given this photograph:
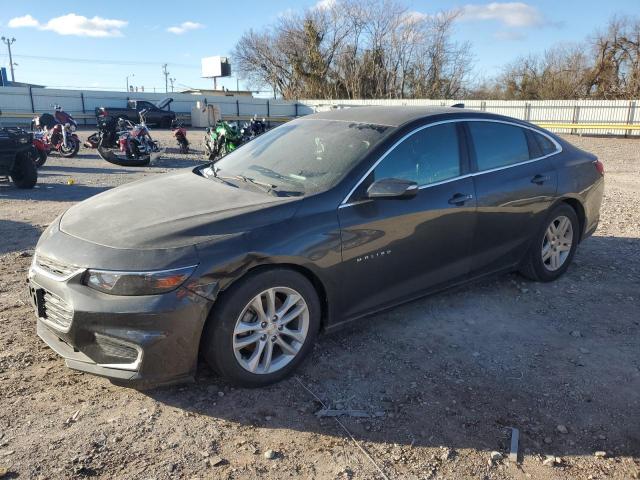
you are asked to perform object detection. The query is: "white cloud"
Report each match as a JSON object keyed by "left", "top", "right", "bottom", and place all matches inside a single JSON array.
[
  {"left": 461, "top": 2, "right": 544, "bottom": 27},
  {"left": 167, "top": 21, "right": 204, "bottom": 35},
  {"left": 314, "top": 0, "right": 337, "bottom": 11},
  {"left": 8, "top": 13, "right": 127, "bottom": 37},
  {"left": 8, "top": 14, "right": 39, "bottom": 28},
  {"left": 404, "top": 11, "right": 430, "bottom": 23}
]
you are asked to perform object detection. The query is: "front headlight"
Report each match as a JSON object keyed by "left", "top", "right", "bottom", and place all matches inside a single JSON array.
[{"left": 84, "top": 265, "right": 197, "bottom": 296}]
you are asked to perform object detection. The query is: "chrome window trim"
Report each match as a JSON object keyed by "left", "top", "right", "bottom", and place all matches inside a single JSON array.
[{"left": 339, "top": 118, "right": 562, "bottom": 208}]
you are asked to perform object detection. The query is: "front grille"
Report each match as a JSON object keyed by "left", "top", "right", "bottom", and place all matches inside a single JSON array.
[
  {"left": 42, "top": 290, "right": 73, "bottom": 329},
  {"left": 35, "top": 255, "right": 79, "bottom": 279}
]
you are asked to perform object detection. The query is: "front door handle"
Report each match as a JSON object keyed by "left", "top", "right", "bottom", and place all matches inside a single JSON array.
[
  {"left": 531, "top": 174, "right": 550, "bottom": 185},
  {"left": 448, "top": 193, "right": 473, "bottom": 206}
]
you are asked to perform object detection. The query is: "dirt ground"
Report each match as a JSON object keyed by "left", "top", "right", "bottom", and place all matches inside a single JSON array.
[{"left": 0, "top": 129, "right": 639, "bottom": 480}]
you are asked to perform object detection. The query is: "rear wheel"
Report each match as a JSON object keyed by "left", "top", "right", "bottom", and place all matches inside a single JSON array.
[
  {"left": 519, "top": 203, "right": 579, "bottom": 282},
  {"left": 11, "top": 153, "right": 37, "bottom": 189},
  {"left": 202, "top": 269, "right": 321, "bottom": 387}
]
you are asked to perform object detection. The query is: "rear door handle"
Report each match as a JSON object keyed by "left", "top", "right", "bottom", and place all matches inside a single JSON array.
[
  {"left": 531, "top": 174, "right": 550, "bottom": 185},
  {"left": 448, "top": 193, "right": 473, "bottom": 205}
]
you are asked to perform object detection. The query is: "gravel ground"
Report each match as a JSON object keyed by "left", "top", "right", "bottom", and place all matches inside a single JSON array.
[{"left": 0, "top": 129, "right": 639, "bottom": 480}]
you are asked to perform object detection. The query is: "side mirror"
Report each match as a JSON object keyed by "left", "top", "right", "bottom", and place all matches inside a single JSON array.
[{"left": 366, "top": 178, "right": 418, "bottom": 199}]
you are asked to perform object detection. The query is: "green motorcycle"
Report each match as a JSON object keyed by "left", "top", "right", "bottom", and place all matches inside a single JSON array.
[{"left": 203, "top": 120, "right": 243, "bottom": 161}]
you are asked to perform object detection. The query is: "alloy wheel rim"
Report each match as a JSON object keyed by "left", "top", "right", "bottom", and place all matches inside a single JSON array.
[
  {"left": 233, "top": 287, "right": 309, "bottom": 375},
  {"left": 542, "top": 215, "right": 573, "bottom": 271}
]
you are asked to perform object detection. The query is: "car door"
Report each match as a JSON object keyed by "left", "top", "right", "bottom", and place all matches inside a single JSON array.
[
  {"left": 337, "top": 121, "right": 477, "bottom": 319},
  {"left": 465, "top": 120, "right": 559, "bottom": 275}
]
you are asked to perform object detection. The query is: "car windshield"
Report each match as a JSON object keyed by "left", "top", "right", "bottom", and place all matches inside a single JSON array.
[{"left": 202, "top": 118, "right": 391, "bottom": 196}]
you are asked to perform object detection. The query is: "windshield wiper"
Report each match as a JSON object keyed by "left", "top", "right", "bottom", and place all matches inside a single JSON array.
[
  {"left": 236, "top": 175, "right": 278, "bottom": 193},
  {"left": 248, "top": 165, "right": 302, "bottom": 186}
]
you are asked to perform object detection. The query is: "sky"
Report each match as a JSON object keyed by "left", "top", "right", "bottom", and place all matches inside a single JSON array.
[{"left": 0, "top": 0, "right": 638, "bottom": 95}]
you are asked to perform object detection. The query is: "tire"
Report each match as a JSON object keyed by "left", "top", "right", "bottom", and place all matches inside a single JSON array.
[
  {"left": 59, "top": 137, "right": 79, "bottom": 158},
  {"left": 519, "top": 203, "right": 579, "bottom": 282},
  {"left": 97, "top": 138, "right": 151, "bottom": 167},
  {"left": 32, "top": 146, "right": 47, "bottom": 167},
  {"left": 202, "top": 268, "right": 321, "bottom": 387},
  {"left": 11, "top": 153, "right": 38, "bottom": 189}
]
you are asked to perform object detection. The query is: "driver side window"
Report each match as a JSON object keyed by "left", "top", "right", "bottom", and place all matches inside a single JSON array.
[{"left": 373, "top": 122, "right": 461, "bottom": 186}]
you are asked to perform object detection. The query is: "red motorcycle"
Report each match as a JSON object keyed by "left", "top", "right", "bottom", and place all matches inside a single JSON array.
[
  {"left": 32, "top": 105, "right": 81, "bottom": 161},
  {"left": 171, "top": 119, "right": 189, "bottom": 153},
  {"left": 31, "top": 131, "right": 48, "bottom": 167}
]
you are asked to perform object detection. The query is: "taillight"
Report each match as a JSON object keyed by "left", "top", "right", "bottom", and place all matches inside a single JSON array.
[{"left": 594, "top": 159, "right": 604, "bottom": 176}]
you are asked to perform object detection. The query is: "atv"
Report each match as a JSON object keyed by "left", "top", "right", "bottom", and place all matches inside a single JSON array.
[{"left": 0, "top": 127, "right": 37, "bottom": 189}]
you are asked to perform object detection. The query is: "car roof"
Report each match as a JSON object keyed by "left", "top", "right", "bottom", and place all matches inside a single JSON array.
[{"left": 305, "top": 105, "right": 487, "bottom": 127}]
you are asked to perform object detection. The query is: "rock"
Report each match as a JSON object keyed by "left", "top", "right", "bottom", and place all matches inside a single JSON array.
[
  {"left": 544, "top": 436, "right": 553, "bottom": 444},
  {"left": 0, "top": 466, "right": 8, "bottom": 478},
  {"left": 542, "top": 455, "right": 562, "bottom": 467},
  {"left": 594, "top": 451, "right": 607, "bottom": 458},
  {"left": 570, "top": 330, "right": 582, "bottom": 337},
  {"left": 557, "top": 425, "right": 569, "bottom": 434},
  {"left": 264, "top": 449, "right": 277, "bottom": 460},
  {"left": 208, "top": 455, "right": 225, "bottom": 467},
  {"left": 441, "top": 448, "right": 453, "bottom": 461},
  {"left": 579, "top": 347, "right": 590, "bottom": 354},
  {"left": 217, "top": 391, "right": 224, "bottom": 397},
  {"left": 264, "top": 416, "right": 272, "bottom": 421},
  {"left": 490, "top": 451, "right": 503, "bottom": 461}
]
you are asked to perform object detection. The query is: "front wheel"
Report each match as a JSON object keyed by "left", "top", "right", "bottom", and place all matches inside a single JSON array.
[
  {"left": 202, "top": 269, "right": 321, "bottom": 387},
  {"left": 32, "top": 146, "right": 47, "bottom": 167},
  {"left": 519, "top": 203, "right": 579, "bottom": 282},
  {"left": 11, "top": 153, "right": 38, "bottom": 189},
  {"left": 59, "top": 137, "right": 80, "bottom": 157}
]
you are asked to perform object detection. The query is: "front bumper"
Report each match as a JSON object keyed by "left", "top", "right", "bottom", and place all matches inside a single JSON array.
[{"left": 27, "top": 260, "right": 213, "bottom": 388}]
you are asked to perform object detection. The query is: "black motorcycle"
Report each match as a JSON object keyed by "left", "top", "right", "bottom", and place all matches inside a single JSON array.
[
  {"left": 96, "top": 111, "right": 162, "bottom": 167},
  {"left": 241, "top": 115, "right": 267, "bottom": 141}
]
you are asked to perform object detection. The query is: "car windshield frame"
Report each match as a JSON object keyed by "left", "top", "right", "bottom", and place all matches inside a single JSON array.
[{"left": 200, "top": 118, "right": 392, "bottom": 197}]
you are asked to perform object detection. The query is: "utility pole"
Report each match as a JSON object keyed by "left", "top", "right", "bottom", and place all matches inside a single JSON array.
[
  {"left": 1, "top": 37, "right": 16, "bottom": 82},
  {"left": 169, "top": 77, "right": 176, "bottom": 92},
  {"left": 162, "top": 64, "right": 169, "bottom": 94}
]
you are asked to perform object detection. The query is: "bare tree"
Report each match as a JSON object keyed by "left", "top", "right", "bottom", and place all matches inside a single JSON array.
[{"left": 232, "top": 0, "right": 471, "bottom": 100}]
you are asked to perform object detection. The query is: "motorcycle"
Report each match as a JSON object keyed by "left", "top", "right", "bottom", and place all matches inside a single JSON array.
[
  {"left": 171, "top": 119, "right": 189, "bottom": 154},
  {"left": 31, "top": 132, "right": 48, "bottom": 167},
  {"left": 96, "top": 110, "right": 162, "bottom": 166},
  {"left": 84, "top": 115, "right": 120, "bottom": 149},
  {"left": 203, "top": 120, "right": 243, "bottom": 161},
  {"left": 241, "top": 115, "right": 267, "bottom": 141},
  {"left": 31, "top": 105, "right": 80, "bottom": 159}
]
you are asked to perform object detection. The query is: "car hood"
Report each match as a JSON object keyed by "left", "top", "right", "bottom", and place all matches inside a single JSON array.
[{"left": 60, "top": 169, "right": 300, "bottom": 249}]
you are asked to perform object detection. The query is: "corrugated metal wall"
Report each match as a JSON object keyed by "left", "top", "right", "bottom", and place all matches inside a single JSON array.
[{"left": 0, "top": 87, "right": 638, "bottom": 136}]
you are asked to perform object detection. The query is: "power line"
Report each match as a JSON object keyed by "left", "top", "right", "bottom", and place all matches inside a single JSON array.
[{"left": 0, "top": 53, "right": 200, "bottom": 69}]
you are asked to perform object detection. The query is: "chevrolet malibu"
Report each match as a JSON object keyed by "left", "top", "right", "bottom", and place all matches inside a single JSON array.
[{"left": 27, "top": 107, "right": 604, "bottom": 387}]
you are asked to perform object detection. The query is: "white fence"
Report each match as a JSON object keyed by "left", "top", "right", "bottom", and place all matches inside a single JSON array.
[{"left": 0, "top": 86, "right": 638, "bottom": 136}]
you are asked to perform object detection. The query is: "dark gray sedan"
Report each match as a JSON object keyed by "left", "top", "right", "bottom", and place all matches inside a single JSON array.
[{"left": 27, "top": 107, "right": 604, "bottom": 387}]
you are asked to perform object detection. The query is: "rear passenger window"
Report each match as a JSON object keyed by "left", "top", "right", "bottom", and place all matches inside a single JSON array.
[
  {"left": 532, "top": 131, "right": 558, "bottom": 156},
  {"left": 468, "top": 122, "right": 530, "bottom": 171},
  {"left": 374, "top": 123, "right": 461, "bottom": 186}
]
